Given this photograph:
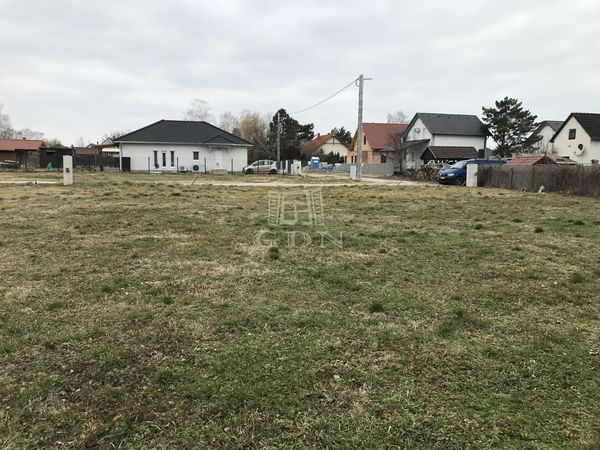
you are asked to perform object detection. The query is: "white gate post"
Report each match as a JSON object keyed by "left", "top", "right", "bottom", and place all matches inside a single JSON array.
[
  {"left": 63, "top": 155, "right": 74, "bottom": 186},
  {"left": 466, "top": 163, "right": 478, "bottom": 187}
]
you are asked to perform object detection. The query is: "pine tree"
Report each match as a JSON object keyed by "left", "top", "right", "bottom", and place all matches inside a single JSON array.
[
  {"left": 482, "top": 97, "right": 539, "bottom": 158},
  {"left": 267, "top": 109, "right": 314, "bottom": 160},
  {"left": 330, "top": 126, "right": 352, "bottom": 147}
]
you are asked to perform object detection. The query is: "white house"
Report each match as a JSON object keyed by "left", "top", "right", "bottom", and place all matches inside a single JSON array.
[
  {"left": 551, "top": 113, "right": 600, "bottom": 165},
  {"left": 300, "top": 133, "right": 348, "bottom": 161},
  {"left": 387, "top": 113, "right": 487, "bottom": 170},
  {"left": 113, "top": 120, "right": 252, "bottom": 173},
  {"left": 529, "top": 120, "right": 563, "bottom": 154}
]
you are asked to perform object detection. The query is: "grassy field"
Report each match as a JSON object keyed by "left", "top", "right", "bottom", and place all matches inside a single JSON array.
[{"left": 1, "top": 172, "right": 599, "bottom": 449}]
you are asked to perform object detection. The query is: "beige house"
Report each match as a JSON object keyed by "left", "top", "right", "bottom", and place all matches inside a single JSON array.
[
  {"left": 300, "top": 134, "right": 348, "bottom": 161},
  {"left": 347, "top": 123, "right": 408, "bottom": 164},
  {"left": 551, "top": 113, "right": 600, "bottom": 165}
]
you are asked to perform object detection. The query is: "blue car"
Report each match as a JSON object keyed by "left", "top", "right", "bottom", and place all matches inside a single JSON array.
[{"left": 438, "top": 159, "right": 505, "bottom": 185}]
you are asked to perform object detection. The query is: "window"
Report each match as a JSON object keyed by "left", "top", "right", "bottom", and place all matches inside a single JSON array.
[
  {"left": 153, "top": 151, "right": 158, "bottom": 168},
  {"left": 363, "top": 136, "right": 367, "bottom": 145},
  {"left": 162, "top": 152, "right": 166, "bottom": 167},
  {"left": 569, "top": 129, "right": 576, "bottom": 140},
  {"left": 193, "top": 151, "right": 199, "bottom": 160},
  {"left": 170, "top": 151, "right": 175, "bottom": 167}
]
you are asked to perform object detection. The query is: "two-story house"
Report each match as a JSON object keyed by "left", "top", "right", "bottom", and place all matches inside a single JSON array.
[
  {"left": 551, "top": 113, "right": 600, "bottom": 165},
  {"left": 387, "top": 113, "right": 487, "bottom": 170}
]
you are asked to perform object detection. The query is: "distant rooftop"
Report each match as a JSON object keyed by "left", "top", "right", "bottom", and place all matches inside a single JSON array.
[{"left": 114, "top": 120, "right": 252, "bottom": 146}]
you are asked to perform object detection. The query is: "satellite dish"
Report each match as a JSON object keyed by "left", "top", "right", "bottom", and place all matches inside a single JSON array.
[{"left": 574, "top": 144, "right": 585, "bottom": 157}]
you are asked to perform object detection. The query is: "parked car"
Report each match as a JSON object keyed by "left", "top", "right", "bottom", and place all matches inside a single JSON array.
[
  {"left": 438, "top": 159, "right": 505, "bottom": 185},
  {"left": 242, "top": 160, "right": 278, "bottom": 174}
]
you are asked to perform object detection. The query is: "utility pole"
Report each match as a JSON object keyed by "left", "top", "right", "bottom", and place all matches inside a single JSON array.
[
  {"left": 355, "top": 74, "right": 364, "bottom": 180},
  {"left": 276, "top": 111, "right": 281, "bottom": 162}
]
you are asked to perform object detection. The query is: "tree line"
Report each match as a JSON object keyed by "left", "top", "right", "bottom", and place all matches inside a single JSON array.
[
  {"left": 1, "top": 95, "right": 545, "bottom": 160},
  {"left": 183, "top": 98, "right": 353, "bottom": 161}
]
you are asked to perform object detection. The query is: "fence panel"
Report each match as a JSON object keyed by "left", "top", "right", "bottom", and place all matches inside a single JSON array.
[{"left": 478, "top": 165, "right": 600, "bottom": 196}]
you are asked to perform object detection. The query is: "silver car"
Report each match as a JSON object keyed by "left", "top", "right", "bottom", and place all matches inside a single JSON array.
[{"left": 242, "top": 160, "right": 278, "bottom": 174}]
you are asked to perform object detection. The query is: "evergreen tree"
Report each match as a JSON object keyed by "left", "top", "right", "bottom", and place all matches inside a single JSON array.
[
  {"left": 330, "top": 126, "right": 352, "bottom": 147},
  {"left": 267, "top": 109, "right": 314, "bottom": 160},
  {"left": 482, "top": 97, "right": 539, "bottom": 157}
]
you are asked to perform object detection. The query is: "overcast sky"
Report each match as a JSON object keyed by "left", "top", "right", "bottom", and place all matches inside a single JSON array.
[{"left": 1, "top": 0, "right": 599, "bottom": 145}]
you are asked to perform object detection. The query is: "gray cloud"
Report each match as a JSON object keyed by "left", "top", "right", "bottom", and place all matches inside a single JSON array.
[{"left": 1, "top": 0, "right": 599, "bottom": 144}]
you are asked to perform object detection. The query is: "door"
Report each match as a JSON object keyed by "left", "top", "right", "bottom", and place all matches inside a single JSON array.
[{"left": 214, "top": 149, "right": 224, "bottom": 170}]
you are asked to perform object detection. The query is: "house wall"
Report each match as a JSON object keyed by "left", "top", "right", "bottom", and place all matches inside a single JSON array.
[
  {"left": 404, "top": 148, "right": 424, "bottom": 170},
  {"left": 319, "top": 139, "right": 348, "bottom": 157},
  {"left": 347, "top": 129, "right": 377, "bottom": 164},
  {"left": 553, "top": 117, "right": 600, "bottom": 164},
  {"left": 0, "top": 151, "right": 17, "bottom": 162},
  {"left": 405, "top": 118, "right": 433, "bottom": 142},
  {"left": 120, "top": 143, "right": 249, "bottom": 172},
  {"left": 531, "top": 125, "right": 557, "bottom": 154},
  {"left": 431, "top": 135, "right": 485, "bottom": 148}
]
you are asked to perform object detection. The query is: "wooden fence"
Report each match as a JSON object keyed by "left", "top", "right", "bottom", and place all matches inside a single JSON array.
[{"left": 477, "top": 165, "right": 600, "bottom": 196}]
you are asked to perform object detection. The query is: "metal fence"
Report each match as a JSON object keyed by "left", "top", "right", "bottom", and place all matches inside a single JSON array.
[
  {"left": 333, "top": 163, "right": 395, "bottom": 177},
  {"left": 477, "top": 165, "right": 600, "bottom": 196}
]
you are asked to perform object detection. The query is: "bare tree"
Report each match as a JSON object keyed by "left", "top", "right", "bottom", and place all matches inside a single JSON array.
[
  {"left": 101, "top": 130, "right": 131, "bottom": 143},
  {"left": 183, "top": 98, "right": 214, "bottom": 122},
  {"left": 74, "top": 136, "right": 87, "bottom": 147},
  {"left": 43, "top": 138, "right": 63, "bottom": 147},
  {"left": 387, "top": 111, "right": 408, "bottom": 124},
  {"left": 14, "top": 128, "right": 44, "bottom": 140},
  {"left": 235, "top": 110, "right": 269, "bottom": 160},
  {"left": 219, "top": 111, "right": 239, "bottom": 133},
  {"left": 0, "top": 103, "right": 15, "bottom": 138}
]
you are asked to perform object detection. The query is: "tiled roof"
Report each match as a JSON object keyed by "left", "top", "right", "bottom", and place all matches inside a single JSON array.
[
  {"left": 114, "top": 120, "right": 252, "bottom": 146},
  {"left": 300, "top": 134, "right": 338, "bottom": 155},
  {"left": 410, "top": 113, "right": 487, "bottom": 136},
  {"left": 544, "top": 120, "right": 564, "bottom": 132},
  {"left": 0, "top": 139, "right": 44, "bottom": 152},
  {"left": 506, "top": 154, "right": 556, "bottom": 166}
]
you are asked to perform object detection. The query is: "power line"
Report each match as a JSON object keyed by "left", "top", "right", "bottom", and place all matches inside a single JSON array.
[{"left": 290, "top": 77, "right": 359, "bottom": 115}]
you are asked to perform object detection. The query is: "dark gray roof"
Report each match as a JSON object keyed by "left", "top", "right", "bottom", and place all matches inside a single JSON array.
[
  {"left": 410, "top": 113, "right": 487, "bottom": 137},
  {"left": 551, "top": 113, "right": 600, "bottom": 142},
  {"left": 114, "top": 120, "right": 252, "bottom": 146},
  {"left": 533, "top": 120, "right": 564, "bottom": 137},
  {"left": 544, "top": 120, "right": 564, "bottom": 132},
  {"left": 422, "top": 146, "right": 478, "bottom": 160}
]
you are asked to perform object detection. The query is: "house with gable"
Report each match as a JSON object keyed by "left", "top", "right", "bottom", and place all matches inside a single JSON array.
[
  {"left": 113, "top": 120, "right": 252, "bottom": 173},
  {"left": 384, "top": 113, "right": 487, "bottom": 170},
  {"left": 551, "top": 113, "right": 600, "bottom": 165},
  {"left": 300, "top": 133, "right": 348, "bottom": 162},
  {"left": 347, "top": 123, "right": 408, "bottom": 164},
  {"left": 529, "top": 120, "right": 563, "bottom": 154}
]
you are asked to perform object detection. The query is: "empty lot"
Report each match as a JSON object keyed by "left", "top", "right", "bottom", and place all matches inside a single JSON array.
[{"left": 1, "top": 172, "right": 599, "bottom": 448}]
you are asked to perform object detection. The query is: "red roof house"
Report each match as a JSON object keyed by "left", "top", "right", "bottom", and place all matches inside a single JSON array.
[
  {"left": 0, "top": 139, "right": 44, "bottom": 168},
  {"left": 507, "top": 154, "right": 556, "bottom": 166},
  {"left": 300, "top": 133, "right": 348, "bottom": 161},
  {"left": 348, "top": 123, "right": 409, "bottom": 164}
]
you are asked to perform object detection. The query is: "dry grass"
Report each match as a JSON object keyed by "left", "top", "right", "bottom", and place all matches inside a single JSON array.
[{"left": 1, "top": 172, "right": 599, "bottom": 448}]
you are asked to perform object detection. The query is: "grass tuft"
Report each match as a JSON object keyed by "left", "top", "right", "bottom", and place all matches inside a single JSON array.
[{"left": 369, "top": 301, "right": 385, "bottom": 313}]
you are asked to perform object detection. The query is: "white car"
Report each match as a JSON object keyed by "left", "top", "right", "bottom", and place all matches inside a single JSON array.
[{"left": 242, "top": 160, "right": 278, "bottom": 174}]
